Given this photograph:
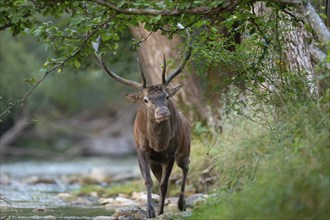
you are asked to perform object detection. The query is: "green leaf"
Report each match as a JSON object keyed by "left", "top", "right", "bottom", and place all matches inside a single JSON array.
[
  {"left": 24, "top": 78, "right": 36, "bottom": 85},
  {"left": 74, "top": 59, "right": 80, "bottom": 69},
  {"left": 117, "top": 1, "right": 125, "bottom": 7}
]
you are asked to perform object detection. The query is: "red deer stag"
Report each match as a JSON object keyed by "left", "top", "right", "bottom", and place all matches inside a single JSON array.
[{"left": 94, "top": 37, "right": 191, "bottom": 218}]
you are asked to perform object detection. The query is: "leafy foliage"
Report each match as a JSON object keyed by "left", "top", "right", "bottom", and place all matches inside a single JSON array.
[
  {"left": 190, "top": 99, "right": 330, "bottom": 219},
  {"left": 1, "top": 0, "right": 328, "bottom": 119}
]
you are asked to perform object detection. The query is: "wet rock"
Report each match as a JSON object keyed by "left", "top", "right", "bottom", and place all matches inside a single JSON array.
[
  {"left": 41, "top": 216, "right": 57, "bottom": 220},
  {"left": 56, "top": 192, "right": 76, "bottom": 202},
  {"left": 112, "top": 172, "right": 139, "bottom": 182},
  {"left": 93, "top": 216, "right": 116, "bottom": 220},
  {"left": 71, "top": 197, "right": 92, "bottom": 205},
  {"left": 90, "top": 191, "right": 99, "bottom": 197},
  {"left": 23, "top": 176, "right": 57, "bottom": 184},
  {"left": 112, "top": 206, "right": 146, "bottom": 219},
  {"left": 0, "top": 174, "right": 11, "bottom": 185},
  {"left": 158, "top": 210, "right": 192, "bottom": 219},
  {"left": 131, "top": 191, "right": 159, "bottom": 204},
  {"left": 61, "top": 172, "right": 112, "bottom": 185},
  {"left": 99, "top": 197, "right": 115, "bottom": 205},
  {"left": 104, "top": 197, "right": 139, "bottom": 209},
  {"left": 32, "top": 207, "right": 53, "bottom": 212},
  {"left": 185, "top": 194, "right": 208, "bottom": 208},
  {"left": 165, "top": 197, "right": 178, "bottom": 206},
  {"left": 89, "top": 168, "right": 112, "bottom": 183}
]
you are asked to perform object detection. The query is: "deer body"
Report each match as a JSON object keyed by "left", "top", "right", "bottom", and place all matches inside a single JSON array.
[
  {"left": 94, "top": 34, "right": 192, "bottom": 217},
  {"left": 126, "top": 84, "right": 190, "bottom": 217}
]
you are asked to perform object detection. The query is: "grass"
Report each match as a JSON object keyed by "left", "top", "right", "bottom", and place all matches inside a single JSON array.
[
  {"left": 75, "top": 180, "right": 145, "bottom": 197},
  {"left": 185, "top": 101, "right": 330, "bottom": 219}
]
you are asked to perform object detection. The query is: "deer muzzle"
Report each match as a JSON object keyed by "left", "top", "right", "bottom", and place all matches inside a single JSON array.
[{"left": 155, "top": 107, "right": 170, "bottom": 123}]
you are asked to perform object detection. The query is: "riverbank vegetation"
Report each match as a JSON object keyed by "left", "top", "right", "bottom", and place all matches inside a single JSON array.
[
  {"left": 1, "top": 0, "right": 329, "bottom": 219},
  {"left": 188, "top": 99, "right": 329, "bottom": 219}
]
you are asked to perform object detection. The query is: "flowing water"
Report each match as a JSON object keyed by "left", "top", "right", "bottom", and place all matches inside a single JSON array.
[{"left": 0, "top": 157, "right": 140, "bottom": 219}]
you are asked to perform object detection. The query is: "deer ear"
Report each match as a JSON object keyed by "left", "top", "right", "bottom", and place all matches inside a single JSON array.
[
  {"left": 124, "top": 92, "right": 141, "bottom": 103},
  {"left": 168, "top": 84, "right": 182, "bottom": 97}
]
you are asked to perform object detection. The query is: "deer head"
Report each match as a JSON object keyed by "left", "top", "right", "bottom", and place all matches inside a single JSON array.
[{"left": 94, "top": 48, "right": 191, "bottom": 123}]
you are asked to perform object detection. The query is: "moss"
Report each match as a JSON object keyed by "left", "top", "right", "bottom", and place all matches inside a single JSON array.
[{"left": 75, "top": 180, "right": 145, "bottom": 197}]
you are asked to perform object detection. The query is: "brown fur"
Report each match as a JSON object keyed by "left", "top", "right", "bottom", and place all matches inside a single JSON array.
[{"left": 126, "top": 84, "right": 190, "bottom": 218}]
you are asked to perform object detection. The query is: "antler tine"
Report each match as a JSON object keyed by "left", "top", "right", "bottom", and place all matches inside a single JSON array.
[
  {"left": 165, "top": 29, "right": 192, "bottom": 85},
  {"left": 94, "top": 54, "right": 143, "bottom": 88},
  {"left": 137, "top": 58, "right": 147, "bottom": 88},
  {"left": 161, "top": 54, "right": 166, "bottom": 85}
]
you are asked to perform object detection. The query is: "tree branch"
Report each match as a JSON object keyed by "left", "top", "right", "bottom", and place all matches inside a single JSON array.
[
  {"left": 93, "top": 0, "right": 242, "bottom": 16},
  {"left": 0, "top": 15, "right": 116, "bottom": 120},
  {"left": 274, "top": 0, "right": 330, "bottom": 43},
  {"left": 297, "top": 1, "right": 330, "bottom": 43}
]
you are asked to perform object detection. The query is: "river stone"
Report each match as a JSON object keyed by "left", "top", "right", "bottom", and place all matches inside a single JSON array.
[
  {"left": 89, "top": 168, "right": 112, "bottom": 183},
  {"left": 0, "top": 174, "right": 11, "bottom": 185},
  {"left": 40, "top": 216, "right": 57, "bottom": 220},
  {"left": 158, "top": 210, "right": 192, "bottom": 220},
  {"left": 131, "top": 191, "right": 159, "bottom": 204},
  {"left": 185, "top": 193, "right": 208, "bottom": 208},
  {"left": 99, "top": 197, "right": 115, "bottom": 205},
  {"left": 112, "top": 206, "right": 146, "bottom": 219},
  {"left": 104, "top": 197, "right": 139, "bottom": 209},
  {"left": 32, "top": 207, "right": 53, "bottom": 212},
  {"left": 23, "top": 175, "right": 57, "bottom": 184},
  {"left": 56, "top": 192, "right": 75, "bottom": 201},
  {"left": 71, "top": 196, "right": 92, "bottom": 205},
  {"left": 93, "top": 216, "right": 115, "bottom": 220}
]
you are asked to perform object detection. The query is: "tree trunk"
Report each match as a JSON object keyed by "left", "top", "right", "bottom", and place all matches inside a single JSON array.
[
  {"left": 255, "top": 2, "right": 324, "bottom": 96},
  {"left": 130, "top": 24, "right": 207, "bottom": 122}
]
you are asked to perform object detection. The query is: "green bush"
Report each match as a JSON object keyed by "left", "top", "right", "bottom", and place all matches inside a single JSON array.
[{"left": 189, "top": 100, "right": 329, "bottom": 219}]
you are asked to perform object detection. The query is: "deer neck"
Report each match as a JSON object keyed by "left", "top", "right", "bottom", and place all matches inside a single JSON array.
[{"left": 145, "top": 110, "right": 171, "bottom": 152}]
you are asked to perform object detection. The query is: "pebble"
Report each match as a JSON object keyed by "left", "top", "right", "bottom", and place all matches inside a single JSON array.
[
  {"left": 185, "top": 193, "right": 208, "bottom": 208},
  {"left": 112, "top": 206, "right": 146, "bottom": 219},
  {"left": 0, "top": 174, "right": 11, "bottom": 185},
  {"left": 104, "top": 197, "right": 139, "bottom": 209},
  {"left": 71, "top": 197, "right": 92, "bottom": 205},
  {"left": 93, "top": 216, "right": 115, "bottom": 220},
  {"left": 23, "top": 176, "right": 57, "bottom": 184},
  {"left": 131, "top": 191, "right": 160, "bottom": 204},
  {"left": 32, "top": 207, "right": 53, "bottom": 212}
]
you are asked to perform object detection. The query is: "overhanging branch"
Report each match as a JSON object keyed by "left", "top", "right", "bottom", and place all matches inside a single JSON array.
[
  {"left": 274, "top": 0, "right": 330, "bottom": 43},
  {"left": 93, "top": 0, "right": 242, "bottom": 16},
  {"left": 0, "top": 15, "right": 116, "bottom": 120}
]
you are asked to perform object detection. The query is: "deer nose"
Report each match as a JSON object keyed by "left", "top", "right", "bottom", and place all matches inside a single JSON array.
[{"left": 155, "top": 107, "right": 170, "bottom": 122}]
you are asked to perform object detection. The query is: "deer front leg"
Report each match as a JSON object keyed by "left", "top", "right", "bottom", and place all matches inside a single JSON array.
[
  {"left": 178, "top": 166, "right": 188, "bottom": 211},
  {"left": 158, "top": 156, "right": 175, "bottom": 215},
  {"left": 137, "top": 150, "right": 155, "bottom": 218}
]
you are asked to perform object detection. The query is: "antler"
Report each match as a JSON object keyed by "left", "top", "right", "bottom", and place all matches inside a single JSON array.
[
  {"left": 161, "top": 54, "right": 167, "bottom": 85},
  {"left": 94, "top": 53, "right": 144, "bottom": 88},
  {"left": 137, "top": 58, "right": 147, "bottom": 88},
  {"left": 163, "top": 28, "right": 192, "bottom": 86}
]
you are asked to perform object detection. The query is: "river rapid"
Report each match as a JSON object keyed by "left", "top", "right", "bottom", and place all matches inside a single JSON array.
[{"left": 0, "top": 157, "right": 140, "bottom": 219}]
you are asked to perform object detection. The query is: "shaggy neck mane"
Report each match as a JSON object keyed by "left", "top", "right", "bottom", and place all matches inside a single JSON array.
[{"left": 143, "top": 100, "right": 178, "bottom": 152}]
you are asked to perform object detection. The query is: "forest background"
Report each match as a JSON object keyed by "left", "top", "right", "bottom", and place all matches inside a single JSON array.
[{"left": 0, "top": 0, "right": 329, "bottom": 219}]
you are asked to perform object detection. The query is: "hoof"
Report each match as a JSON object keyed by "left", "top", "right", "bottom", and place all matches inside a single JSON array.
[
  {"left": 147, "top": 206, "right": 156, "bottom": 218},
  {"left": 178, "top": 197, "right": 186, "bottom": 211}
]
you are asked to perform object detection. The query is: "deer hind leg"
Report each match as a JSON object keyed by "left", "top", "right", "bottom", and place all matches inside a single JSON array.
[
  {"left": 137, "top": 150, "right": 155, "bottom": 218},
  {"left": 158, "top": 157, "right": 175, "bottom": 215},
  {"left": 176, "top": 156, "right": 190, "bottom": 211}
]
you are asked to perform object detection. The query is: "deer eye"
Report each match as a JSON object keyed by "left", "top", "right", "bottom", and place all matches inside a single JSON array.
[
  {"left": 143, "top": 97, "right": 149, "bottom": 104},
  {"left": 166, "top": 95, "right": 169, "bottom": 100}
]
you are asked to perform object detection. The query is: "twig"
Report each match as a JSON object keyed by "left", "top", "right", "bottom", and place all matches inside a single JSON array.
[
  {"left": 0, "top": 195, "right": 19, "bottom": 220},
  {"left": 136, "top": 30, "right": 153, "bottom": 45},
  {"left": 0, "top": 14, "right": 117, "bottom": 120},
  {"left": 93, "top": 0, "right": 241, "bottom": 16}
]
